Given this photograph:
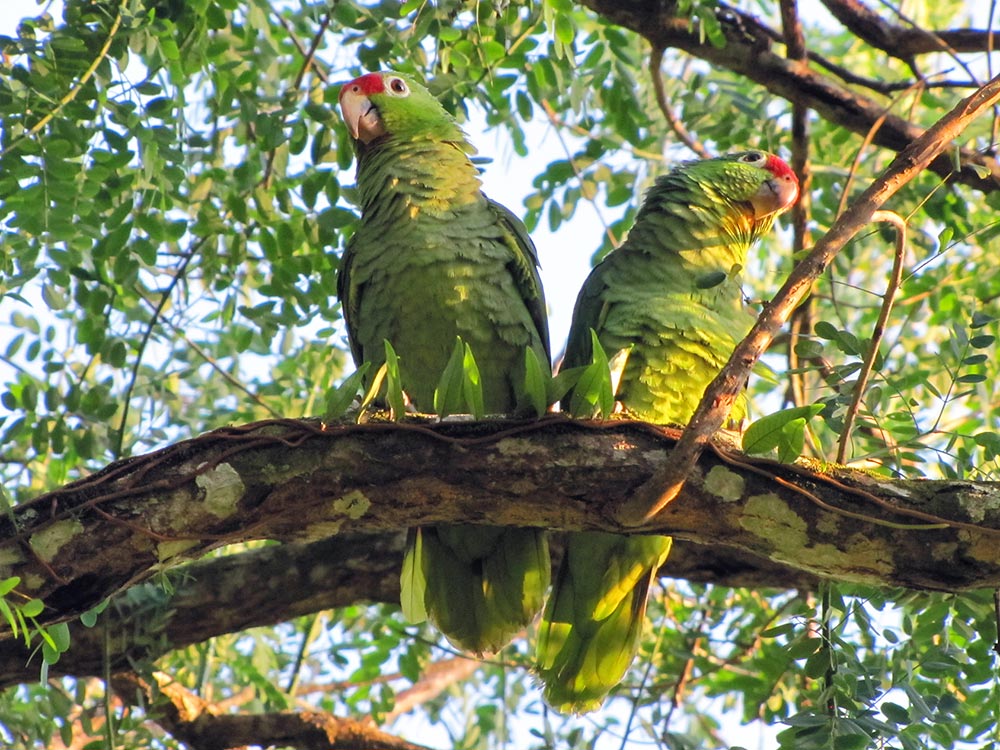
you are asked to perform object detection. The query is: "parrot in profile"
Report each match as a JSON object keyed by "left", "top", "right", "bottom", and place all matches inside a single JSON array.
[
  {"left": 337, "top": 71, "right": 551, "bottom": 654},
  {"left": 537, "top": 150, "right": 799, "bottom": 713}
]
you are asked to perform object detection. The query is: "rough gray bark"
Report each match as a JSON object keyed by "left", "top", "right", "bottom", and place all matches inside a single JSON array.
[{"left": 3, "top": 416, "right": 1000, "bottom": 663}]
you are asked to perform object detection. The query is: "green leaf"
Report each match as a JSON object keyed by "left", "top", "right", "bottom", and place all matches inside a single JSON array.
[
  {"left": 777, "top": 418, "right": 808, "bottom": 463},
  {"left": 47, "top": 621, "right": 71, "bottom": 653},
  {"left": 759, "top": 623, "right": 794, "bottom": 638},
  {"left": 743, "top": 404, "right": 824, "bottom": 457},
  {"left": 969, "top": 334, "right": 995, "bottom": 349},
  {"left": 785, "top": 635, "right": 823, "bottom": 660},
  {"left": 19, "top": 598, "right": 43, "bottom": 618},
  {"left": 971, "top": 311, "right": 996, "bottom": 328},
  {"left": 324, "top": 364, "right": 370, "bottom": 421},
  {"left": 383, "top": 341, "right": 406, "bottom": 419},
  {"left": 568, "top": 331, "right": 614, "bottom": 418},
  {"left": 461, "top": 343, "right": 484, "bottom": 420},
  {"left": 518, "top": 346, "right": 549, "bottom": 417},
  {"left": 793, "top": 339, "right": 824, "bottom": 359},
  {"left": 399, "top": 530, "right": 427, "bottom": 622},
  {"left": 397, "top": 644, "right": 424, "bottom": 683},
  {"left": 969, "top": 163, "right": 993, "bottom": 179},
  {"left": 358, "top": 362, "right": 388, "bottom": 417},
  {"left": 548, "top": 364, "right": 585, "bottom": 406},
  {"left": 813, "top": 321, "right": 838, "bottom": 340},
  {"left": 145, "top": 96, "right": 174, "bottom": 118},
  {"left": 881, "top": 702, "right": 909, "bottom": 723},
  {"left": 433, "top": 337, "right": 467, "bottom": 420},
  {"left": 79, "top": 599, "right": 109, "bottom": 628},
  {"left": 554, "top": 13, "right": 574, "bottom": 45},
  {"left": 41, "top": 283, "right": 68, "bottom": 311},
  {"left": 42, "top": 641, "right": 62, "bottom": 666},
  {"left": 833, "top": 733, "right": 871, "bottom": 750},
  {"left": 0, "top": 598, "right": 16, "bottom": 639}
]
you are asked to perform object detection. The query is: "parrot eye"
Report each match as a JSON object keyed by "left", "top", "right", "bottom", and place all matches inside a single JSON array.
[
  {"left": 740, "top": 151, "right": 765, "bottom": 166},
  {"left": 387, "top": 77, "right": 409, "bottom": 96}
]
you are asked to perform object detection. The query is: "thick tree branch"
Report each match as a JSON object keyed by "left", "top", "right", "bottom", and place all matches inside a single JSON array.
[
  {"left": 4, "top": 417, "right": 1000, "bottom": 644},
  {"left": 0, "top": 534, "right": 401, "bottom": 688},
  {"left": 576, "top": 0, "right": 1000, "bottom": 193},
  {"left": 112, "top": 671, "right": 431, "bottom": 750},
  {"left": 0, "top": 530, "right": 818, "bottom": 689},
  {"left": 820, "top": 0, "right": 995, "bottom": 59}
]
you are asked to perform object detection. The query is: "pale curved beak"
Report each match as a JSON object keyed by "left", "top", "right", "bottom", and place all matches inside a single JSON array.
[
  {"left": 338, "top": 85, "right": 385, "bottom": 144},
  {"left": 751, "top": 172, "right": 800, "bottom": 218}
]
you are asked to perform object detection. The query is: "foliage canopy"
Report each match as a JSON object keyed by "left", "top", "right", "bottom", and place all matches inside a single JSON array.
[{"left": 1, "top": 0, "right": 999, "bottom": 748}]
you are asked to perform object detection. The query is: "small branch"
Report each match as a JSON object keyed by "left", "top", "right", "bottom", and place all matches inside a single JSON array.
[
  {"left": 819, "top": 0, "right": 988, "bottom": 90},
  {"left": 819, "top": 0, "right": 921, "bottom": 74},
  {"left": 114, "top": 243, "right": 201, "bottom": 458},
  {"left": 835, "top": 210, "right": 907, "bottom": 464},
  {"left": 779, "top": 0, "right": 808, "bottom": 61},
  {"left": 384, "top": 657, "right": 481, "bottom": 723},
  {"left": 833, "top": 88, "right": 901, "bottom": 219},
  {"left": 533, "top": 94, "right": 670, "bottom": 162},
  {"left": 614, "top": 73, "right": 1000, "bottom": 525},
  {"left": 274, "top": 11, "right": 331, "bottom": 87},
  {"left": 139, "top": 296, "right": 282, "bottom": 419},
  {"left": 873, "top": 0, "right": 982, "bottom": 84},
  {"left": 0, "top": 534, "right": 404, "bottom": 689},
  {"left": 539, "top": 98, "right": 620, "bottom": 248},
  {"left": 286, "top": 613, "right": 325, "bottom": 696},
  {"left": 262, "top": 8, "right": 334, "bottom": 189},
  {"left": 781, "top": 0, "right": 817, "bottom": 419},
  {"left": 648, "top": 46, "right": 710, "bottom": 158}
]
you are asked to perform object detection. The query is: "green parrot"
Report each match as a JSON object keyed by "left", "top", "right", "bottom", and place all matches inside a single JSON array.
[
  {"left": 337, "top": 71, "right": 551, "bottom": 654},
  {"left": 537, "top": 150, "right": 799, "bottom": 712}
]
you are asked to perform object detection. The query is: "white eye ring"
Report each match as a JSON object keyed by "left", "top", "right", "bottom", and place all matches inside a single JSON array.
[
  {"left": 740, "top": 151, "right": 766, "bottom": 166},
  {"left": 387, "top": 77, "right": 409, "bottom": 96}
]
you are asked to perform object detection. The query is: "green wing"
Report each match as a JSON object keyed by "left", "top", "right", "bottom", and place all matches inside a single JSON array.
[
  {"left": 336, "top": 231, "right": 365, "bottom": 367},
  {"left": 490, "top": 197, "right": 551, "bottom": 363},
  {"left": 561, "top": 257, "right": 610, "bottom": 372}
]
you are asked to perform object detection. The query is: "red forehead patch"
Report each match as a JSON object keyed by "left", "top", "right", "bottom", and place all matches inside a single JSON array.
[
  {"left": 344, "top": 72, "right": 386, "bottom": 96},
  {"left": 765, "top": 153, "right": 795, "bottom": 180}
]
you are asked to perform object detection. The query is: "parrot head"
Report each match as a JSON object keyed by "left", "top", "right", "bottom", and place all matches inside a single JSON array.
[
  {"left": 338, "top": 71, "right": 465, "bottom": 146},
  {"left": 726, "top": 150, "right": 800, "bottom": 220}
]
